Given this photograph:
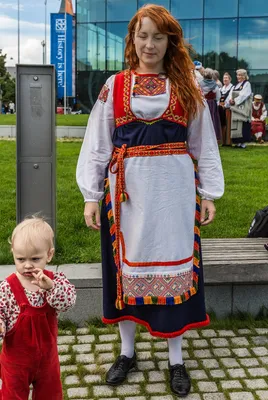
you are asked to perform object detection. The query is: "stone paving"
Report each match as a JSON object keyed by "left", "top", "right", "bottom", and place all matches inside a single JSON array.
[{"left": 58, "top": 325, "right": 268, "bottom": 400}]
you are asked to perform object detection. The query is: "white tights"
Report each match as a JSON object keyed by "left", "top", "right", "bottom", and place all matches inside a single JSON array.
[{"left": 119, "top": 320, "right": 183, "bottom": 365}]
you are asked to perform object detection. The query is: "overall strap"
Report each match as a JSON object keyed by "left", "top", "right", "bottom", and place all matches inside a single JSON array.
[
  {"left": 7, "top": 273, "right": 29, "bottom": 306},
  {"left": 44, "top": 269, "right": 54, "bottom": 280}
]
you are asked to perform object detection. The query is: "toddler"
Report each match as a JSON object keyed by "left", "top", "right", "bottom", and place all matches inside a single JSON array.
[{"left": 0, "top": 217, "right": 77, "bottom": 400}]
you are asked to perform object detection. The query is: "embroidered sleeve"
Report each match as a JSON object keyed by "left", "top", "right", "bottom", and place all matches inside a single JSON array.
[
  {"left": 46, "top": 272, "right": 76, "bottom": 312},
  {"left": 98, "top": 84, "right": 110, "bottom": 103},
  {"left": 0, "top": 280, "right": 20, "bottom": 338},
  {"left": 187, "top": 104, "right": 224, "bottom": 200},
  {"left": 76, "top": 75, "right": 115, "bottom": 202}
]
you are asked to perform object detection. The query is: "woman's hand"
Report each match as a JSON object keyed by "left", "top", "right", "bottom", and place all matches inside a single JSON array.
[
  {"left": 84, "top": 202, "right": 101, "bottom": 230},
  {"left": 31, "top": 269, "right": 54, "bottom": 290},
  {"left": 200, "top": 200, "right": 216, "bottom": 226}
]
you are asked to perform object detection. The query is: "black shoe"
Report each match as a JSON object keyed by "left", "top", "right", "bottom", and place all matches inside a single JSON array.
[
  {"left": 106, "top": 352, "right": 137, "bottom": 386},
  {"left": 169, "top": 362, "right": 191, "bottom": 397}
]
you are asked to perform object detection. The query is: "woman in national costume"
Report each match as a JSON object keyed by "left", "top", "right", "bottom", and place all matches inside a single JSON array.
[
  {"left": 226, "top": 69, "right": 252, "bottom": 148},
  {"left": 219, "top": 72, "right": 233, "bottom": 145},
  {"left": 251, "top": 94, "right": 267, "bottom": 144},
  {"left": 76, "top": 4, "right": 224, "bottom": 398},
  {"left": 199, "top": 68, "right": 221, "bottom": 142}
]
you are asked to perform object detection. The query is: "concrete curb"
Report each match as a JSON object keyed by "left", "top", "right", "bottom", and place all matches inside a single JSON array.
[
  {"left": 1, "top": 260, "right": 268, "bottom": 326},
  {"left": 0, "top": 125, "right": 86, "bottom": 138}
]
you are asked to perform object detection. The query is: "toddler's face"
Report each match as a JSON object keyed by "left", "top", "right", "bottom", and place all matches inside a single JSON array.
[{"left": 12, "top": 237, "right": 54, "bottom": 280}]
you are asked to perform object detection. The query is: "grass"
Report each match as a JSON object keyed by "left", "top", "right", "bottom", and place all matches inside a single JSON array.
[
  {"left": 0, "top": 114, "right": 89, "bottom": 126},
  {"left": 0, "top": 142, "right": 267, "bottom": 265}
]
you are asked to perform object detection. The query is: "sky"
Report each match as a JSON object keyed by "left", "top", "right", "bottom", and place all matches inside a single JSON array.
[{"left": 0, "top": 0, "right": 75, "bottom": 66}]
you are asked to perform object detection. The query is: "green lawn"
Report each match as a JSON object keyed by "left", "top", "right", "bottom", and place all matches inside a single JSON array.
[
  {"left": 0, "top": 142, "right": 267, "bottom": 265},
  {"left": 0, "top": 114, "right": 89, "bottom": 126}
]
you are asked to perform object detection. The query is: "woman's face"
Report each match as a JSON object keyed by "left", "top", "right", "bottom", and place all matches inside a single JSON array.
[
  {"left": 133, "top": 17, "right": 168, "bottom": 72},
  {"left": 223, "top": 74, "right": 231, "bottom": 86},
  {"left": 237, "top": 72, "right": 245, "bottom": 83}
]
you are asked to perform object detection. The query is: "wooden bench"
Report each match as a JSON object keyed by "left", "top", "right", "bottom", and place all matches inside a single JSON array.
[
  {"left": 202, "top": 238, "right": 268, "bottom": 284},
  {"left": 202, "top": 238, "right": 268, "bottom": 317}
]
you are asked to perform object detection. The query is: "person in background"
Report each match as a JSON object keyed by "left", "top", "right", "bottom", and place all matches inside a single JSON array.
[
  {"left": 226, "top": 69, "right": 252, "bottom": 149},
  {"left": 193, "top": 60, "right": 204, "bottom": 84},
  {"left": 9, "top": 101, "right": 15, "bottom": 114},
  {"left": 219, "top": 73, "right": 233, "bottom": 145},
  {"left": 76, "top": 4, "right": 224, "bottom": 398},
  {"left": 200, "top": 68, "right": 221, "bottom": 142},
  {"left": 213, "top": 70, "right": 222, "bottom": 88},
  {"left": 251, "top": 94, "right": 267, "bottom": 144}
]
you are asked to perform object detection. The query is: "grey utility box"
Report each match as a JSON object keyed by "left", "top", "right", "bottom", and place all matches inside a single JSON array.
[{"left": 16, "top": 65, "right": 56, "bottom": 232}]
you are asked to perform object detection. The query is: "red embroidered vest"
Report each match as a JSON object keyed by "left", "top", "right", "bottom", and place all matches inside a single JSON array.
[
  {"left": 252, "top": 102, "right": 264, "bottom": 120},
  {"left": 113, "top": 70, "right": 188, "bottom": 128}
]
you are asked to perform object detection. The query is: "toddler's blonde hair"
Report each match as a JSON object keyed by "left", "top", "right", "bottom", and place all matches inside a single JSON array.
[{"left": 11, "top": 216, "right": 54, "bottom": 251}]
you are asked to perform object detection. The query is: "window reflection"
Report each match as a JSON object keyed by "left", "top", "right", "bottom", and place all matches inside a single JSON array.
[
  {"left": 77, "top": 23, "right": 106, "bottom": 71},
  {"left": 77, "top": 0, "right": 105, "bottom": 23},
  {"left": 171, "top": 0, "right": 203, "bottom": 19},
  {"left": 107, "top": 0, "right": 137, "bottom": 22},
  {"left": 107, "top": 23, "right": 128, "bottom": 71},
  {"left": 249, "top": 70, "right": 268, "bottom": 103},
  {"left": 238, "top": 18, "right": 268, "bottom": 69},
  {"left": 204, "top": 19, "right": 237, "bottom": 70},
  {"left": 204, "top": 0, "right": 238, "bottom": 18},
  {"left": 180, "top": 20, "right": 203, "bottom": 58},
  {"left": 239, "top": 0, "right": 268, "bottom": 17},
  {"left": 138, "top": 0, "right": 169, "bottom": 8}
]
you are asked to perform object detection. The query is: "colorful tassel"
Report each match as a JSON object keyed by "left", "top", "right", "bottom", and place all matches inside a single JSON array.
[
  {"left": 118, "top": 191, "right": 129, "bottom": 203},
  {"left": 115, "top": 299, "right": 125, "bottom": 310}
]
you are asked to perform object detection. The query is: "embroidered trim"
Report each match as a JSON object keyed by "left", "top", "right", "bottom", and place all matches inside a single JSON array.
[
  {"left": 122, "top": 271, "right": 193, "bottom": 298},
  {"left": 114, "top": 69, "right": 188, "bottom": 128},
  {"left": 98, "top": 84, "right": 110, "bottom": 103},
  {"left": 132, "top": 75, "right": 166, "bottom": 97},
  {"left": 105, "top": 142, "right": 201, "bottom": 308},
  {"left": 115, "top": 70, "right": 136, "bottom": 127},
  {"left": 136, "top": 119, "right": 162, "bottom": 125},
  {"left": 102, "top": 314, "right": 210, "bottom": 339},
  {"left": 162, "top": 90, "right": 188, "bottom": 126}
]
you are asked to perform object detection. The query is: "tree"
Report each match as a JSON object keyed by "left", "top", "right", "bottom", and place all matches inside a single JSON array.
[{"left": 0, "top": 53, "right": 16, "bottom": 104}]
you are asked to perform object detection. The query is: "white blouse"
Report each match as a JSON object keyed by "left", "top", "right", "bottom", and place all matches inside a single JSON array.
[
  {"left": 76, "top": 74, "right": 224, "bottom": 203},
  {"left": 225, "top": 80, "right": 252, "bottom": 107}
]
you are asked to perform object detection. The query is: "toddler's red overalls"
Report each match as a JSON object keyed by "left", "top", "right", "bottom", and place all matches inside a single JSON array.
[{"left": 0, "top": 271, "right": 63, "bottom": 400}]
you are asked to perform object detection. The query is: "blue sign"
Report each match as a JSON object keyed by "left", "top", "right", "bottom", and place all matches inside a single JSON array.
[{"left": 50, "top": 13, "right": 73, "bottom": 98}]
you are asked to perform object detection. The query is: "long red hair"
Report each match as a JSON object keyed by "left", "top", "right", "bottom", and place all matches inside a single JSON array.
[{"left": 125, "top": 4, "right": 203, "bottom": 117}]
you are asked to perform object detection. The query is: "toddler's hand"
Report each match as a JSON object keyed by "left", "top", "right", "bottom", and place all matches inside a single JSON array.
[{"left": 31, "top": 269, "right": 54, "bottom": 290}]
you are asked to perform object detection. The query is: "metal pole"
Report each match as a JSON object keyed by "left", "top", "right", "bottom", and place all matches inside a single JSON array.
[
  {"left": 64, "top": 10, "right": 67, "bottom": 115},
  {"left": 18, "top": 0, "right": 20, "bottom": 63},
  {"left": 44, "top": 0, "right": 47, "bottom": 64},
  {"left": 41, "top": 40, "right": 45, "bottom": 64}
]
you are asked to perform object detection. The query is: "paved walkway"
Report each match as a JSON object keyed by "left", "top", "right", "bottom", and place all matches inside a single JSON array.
[{"left": 58, "top": 324, "right": 268, "bottom": 400}]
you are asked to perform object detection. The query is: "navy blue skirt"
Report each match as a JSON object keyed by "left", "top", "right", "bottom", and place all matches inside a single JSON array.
[{"left": 101, "top": 201, "right": 210, "bottom": 338}]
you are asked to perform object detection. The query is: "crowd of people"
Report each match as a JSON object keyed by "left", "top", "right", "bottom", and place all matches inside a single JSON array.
[
  {"left": 1, "top": 101, "right": 15, "bottom": 114},
  {"left": 194, "top": 61, "right": 267, "bottom": 148}
]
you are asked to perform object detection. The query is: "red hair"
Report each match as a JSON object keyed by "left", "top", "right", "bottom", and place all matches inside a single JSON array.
[{"left": 125, "top": 4, "right": 204, "bottom": 117}]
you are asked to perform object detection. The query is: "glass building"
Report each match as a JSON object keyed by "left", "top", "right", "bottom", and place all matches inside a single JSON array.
[{"left": 76, "top": 0, "right": 268, "bottom": 111}]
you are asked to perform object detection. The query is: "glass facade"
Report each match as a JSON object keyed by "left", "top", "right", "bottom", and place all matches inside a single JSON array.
[{"left": 76, "top": 0, "right": 268, "bottom": 111}]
